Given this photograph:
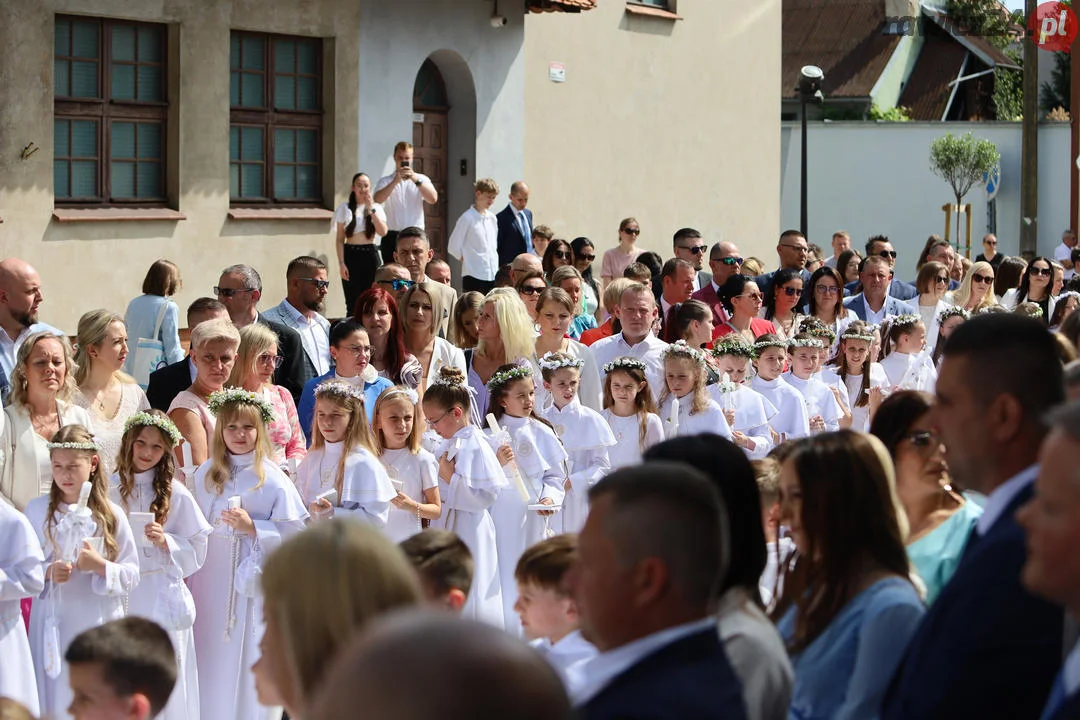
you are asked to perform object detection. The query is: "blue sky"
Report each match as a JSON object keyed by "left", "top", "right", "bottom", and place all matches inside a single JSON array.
[{"left": 1001, "top": 0, "right": 1025, "bottom": 11}]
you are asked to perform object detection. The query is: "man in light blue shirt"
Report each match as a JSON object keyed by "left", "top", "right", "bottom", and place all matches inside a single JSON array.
[
  {"left": 262, "top": 256, "right": 332, "bottom": 377},
  {"left": 0, "top": 258, "right": 63, "bottom": 404}
]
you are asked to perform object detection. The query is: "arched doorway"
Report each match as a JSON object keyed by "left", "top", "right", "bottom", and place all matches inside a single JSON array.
[{"left": 413, "top": 59, "right": 449, "bottom": 257}]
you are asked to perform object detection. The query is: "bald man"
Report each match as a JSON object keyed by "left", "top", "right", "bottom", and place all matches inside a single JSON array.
[
  {"left": 0, "top": 258, "right": 62, "bottom": 402},
  {"left": 510, "top": 253, "right": 543, "bottom": 287},
  {"left": 308, "top": 610, "right": 570, "bottom": 720},
  {"left": 691, "top": 242, "right": 742, "bottom": 325}
]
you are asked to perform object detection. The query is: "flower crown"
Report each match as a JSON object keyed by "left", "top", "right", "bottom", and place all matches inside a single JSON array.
[
  {"left": 889, "top": 314, "right": 922, "bottom": 331},
  {"left": 661, "top": 340, "right": 706, "bottom": 367},
  {"left": 753, "top": 338, "right": 788, "bottom": 353},
  {"left": 841, "top": 326, "right": 877, "bottom": 343},
  {"left": 937, "top": 306, "right": 971, "bottom": 325},
  {"left": 315, "top": 380, "right": 367, "bottom": 403},
  {"left": 379, "top": 386, "right": 420, "bottom": 405},
  {"left": 487, "top": 365, "right": 533, "bottom": 393},
  {"left": 1015, "top": 303, "right": 1044, "bottom": 319},
  {"left": 47, "top": 440, "right": 100, "bottom": 452},
  {"left": 788, "top": 337, "right": 825, "bottom": 350},
  {"left": 123, "top": 412, "right": 182, "bottom": 446},
  {"left": 710, "top": 337, "right": 756, "bottom": 360},
  {"left": 207, "top": 388, "right": 276, "bottom": 425},
  {"left": 603, "top": 357, "right": 648, "bottom": 374},
  {"left": 538, "top": 352, "right": 584, "bottom": 372}
]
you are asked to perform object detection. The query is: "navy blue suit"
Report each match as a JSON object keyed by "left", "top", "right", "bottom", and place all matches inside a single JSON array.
[
  {"left": 881, "top": 481, "right": 1064, "bottom": 719},
  {"left": 146, "top": 357, "right": 194, "bottom": 412},
  {"left": 495, "top": 205, "right": 533, "bottom": 269},
  {"left": 578, "top": 629, "right": 748, "bottom": 720},
  {"left": 844, "top": 278, "right": 918, "bottom": 301},
  {"left": 1046, "top": 688, "right": 1080, "bottom": 720}
]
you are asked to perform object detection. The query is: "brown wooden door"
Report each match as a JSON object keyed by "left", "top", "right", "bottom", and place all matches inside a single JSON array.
[{"left": 412, "top": 113, "right": 448, "bottom": 258}]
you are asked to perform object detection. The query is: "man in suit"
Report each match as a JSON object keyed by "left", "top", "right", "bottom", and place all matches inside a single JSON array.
[
  {"left": 881, "top": 314, "right": 1065, "bottom": 720},
  {"left": 215, "top": 264, "right": 315, "bottom": 404},
  {"left": 844, "top": 235, "right": 917, "bottom": 300},
  {"left": 495, "top": 181, "right": 533, "bottom": 269},
  {"left": 671, "top": 228, "right": 712, "bottom": 292},
  {"left": 655, "top": 259, "right": 694, "bottom": 336},
  {"left": 395, "top": 226, "right": 456, "bottom": 340},
  {"left": 754, "top": 229, "right": 812, "bottom": 301},
  {"left": 691, "top": 241, "right": 743, "bottom": 325},
  {"left": 1018, "top": 401, "right": 1080, "bottom": 720},
  {"left": 146, "top": 297, "right": 228, "bottom": 412},
  {"left": 842, "top": 256, "right": 916, "bottom": 322},
  {"left": 261, "top": 255, "right": 332, "bottom": 378},
  {"left": 570, "top": 462, "right": 748, "bottom": 720}
]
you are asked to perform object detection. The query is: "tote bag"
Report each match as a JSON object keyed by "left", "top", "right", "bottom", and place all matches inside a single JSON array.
[{"left": 131, "top": 301, "right": 169, "bottom": 389}]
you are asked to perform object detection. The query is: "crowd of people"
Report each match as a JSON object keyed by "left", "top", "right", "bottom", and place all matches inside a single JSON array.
[{"left": 2, "top": 139, "right": 1080, "bottom": 719}]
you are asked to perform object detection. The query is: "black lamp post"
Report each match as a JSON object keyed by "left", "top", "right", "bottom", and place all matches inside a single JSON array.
[{"left": 798, "top": 65, "right": 824, "bottom": 238}]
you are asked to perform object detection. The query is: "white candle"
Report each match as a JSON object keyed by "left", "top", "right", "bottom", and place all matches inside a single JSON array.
[
  {"left": 181, "top": 441, "right": 193, "bottom": 469},
  {"left": 486, "top": 413, "right": 531, "bottom": 503},
  {"left": 288, "top": 456, "right": 299, "bottom": 477}
]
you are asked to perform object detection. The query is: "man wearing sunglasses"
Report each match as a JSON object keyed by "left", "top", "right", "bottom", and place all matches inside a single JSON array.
[
  {"left": 671, "top": 228, "right": 712, "bottom": 292},
  {"left": 262, "top": 255, "right": 332, "bottom": 378},
  {"left": 495, "top": 181, "right": 534, "bottom": 268},
  {"left": 843, "top": 235, "right": 917, "bottom": 302},
  {"left": 373, "top": 263, "right": 416, "bottom": 304},
  {"left": 691, "top": 241, "right": 743, "bottom": 325},
  {"left": 215, "top": 264, "right": 315, "bottom": 403},
  {"left": 754, "top": 230, "right": 813, "bottom": 306}
]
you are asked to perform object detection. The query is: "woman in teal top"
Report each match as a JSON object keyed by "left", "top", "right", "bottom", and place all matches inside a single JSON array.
[
  {"left": 871, "top": 390, "right": 982, "bottom": 604},
  {"left": 773, "top": 431, "right": 924, "bottom": 719}
]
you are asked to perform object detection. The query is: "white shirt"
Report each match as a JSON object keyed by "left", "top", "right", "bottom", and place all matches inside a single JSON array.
[
  {"left": 530, "top": 630, "right": 598, "bottom": 687},
  {"left": 590, "top": 332, "right": 669, "bottom": 405},
  {"left": 1055, "top": 242, "right": 1075, "bottom": 279},
  {"left": 862, "top": 295, "right": 888, "bottom": 325},
  {"left": 333, "top": 201, "right": 387, "bottom": 245},
  {"left": 572, "top": 617, "right": 716, "bottom": 705},
  {"left": 447, "top": 206, "right": 499, "bottom": 281},
  {"left": 374, "top": 172, "right": 432, "bottom": 230},
  {"left": 269, "top": 299, "right": 331, "bottom": 376},
  {"left": 975, "top": 463, "right": 1038, "bottom": 536}
]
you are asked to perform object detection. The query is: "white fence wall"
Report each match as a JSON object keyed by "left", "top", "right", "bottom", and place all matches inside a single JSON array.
[{"left": 780, "top": 121, "right": 1072, "bottom": 282}]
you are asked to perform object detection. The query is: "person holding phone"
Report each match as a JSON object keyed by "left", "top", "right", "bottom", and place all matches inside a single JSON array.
[{"left": 374, "top": 141, "right": 439, "bottom": 265}]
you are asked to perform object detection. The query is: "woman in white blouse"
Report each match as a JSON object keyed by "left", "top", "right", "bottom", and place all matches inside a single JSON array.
[
  {"left": 335, "top": 172, "right": 388, "bottom": 316},
  {"left": 531, "top": 287, "right": 603, "bottom": 411}
]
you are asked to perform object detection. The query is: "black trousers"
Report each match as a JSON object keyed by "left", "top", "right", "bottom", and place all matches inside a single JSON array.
[
  {"left": 462, "top": 276, "right": 495, "bottom": 295},
  {"left": 342, "top": 243, "right": 381, "bottom": 317}
]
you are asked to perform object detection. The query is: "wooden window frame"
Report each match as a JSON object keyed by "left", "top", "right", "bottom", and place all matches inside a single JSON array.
[
  {"left": 54, "top": 16, "right": 169, "bottom": 207},
  {"left": 229, "top": 31, "right": 324, "bottom": 207}
]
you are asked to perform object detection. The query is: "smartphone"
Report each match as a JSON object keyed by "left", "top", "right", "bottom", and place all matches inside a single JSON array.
[
  {"left": 400, "top": 160, "right": 410, "bottom": 168},
  {"left": 316, "top": 489, "right": 338, "bottom": 506},
  {"left": 227, "top": 496, "right": 241, "bottom": 510}
]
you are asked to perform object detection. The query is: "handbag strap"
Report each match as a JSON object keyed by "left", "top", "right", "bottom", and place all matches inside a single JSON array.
[{"left": 151, "top": 300, "right": 169, "bottom": 337}]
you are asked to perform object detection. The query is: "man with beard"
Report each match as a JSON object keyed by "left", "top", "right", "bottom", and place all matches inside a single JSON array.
[
  {"left": 0, "top": 258, "right": 62, "bottom": 403},
  {"left": 264, "top": 256, "right": 332, "bottom": 378}
]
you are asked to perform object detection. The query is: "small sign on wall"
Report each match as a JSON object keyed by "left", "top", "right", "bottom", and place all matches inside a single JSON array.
[
  {"left": 549, "top": 62, "right": 566, "bottom": 83},
  {"left": 413, "top": 112, "right": 425, "bottom": 123}
]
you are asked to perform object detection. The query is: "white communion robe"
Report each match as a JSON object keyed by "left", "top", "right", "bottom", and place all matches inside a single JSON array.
[
  {"left": 708, "top": 383, "right": 776, "bottom": 459},
  {"left": 189, "top": 452, "right": 308, "bottom": 720},
  {"left": 783, "top": 372, "right": 844, "bottom": 433},
  {"left": 0, "top": 499, "right": 45, "bottom": 715},
  {"left": 109, "top": 470, "right": 211, "bottom": 720},
  {"left": 600, "top": 410, "right": 665, "bottom": 471},
  {"left": 833, "top": 362, "right": 890, "bottom": 432},
  {"left": 296, "top": 441, "right": 396, "bottom": 529},
  {"left": 538, "top": 399, "right": 615, "bottom": 534},
  {"left": 27, "top": 496, "right": 139, "bottom": 718},
  {"left": 379, "top": 447, "right": 440, "bottom": 543},
  {"left": 750, "top": 376, "right": 812, "bottom": 441},
  {"left": 658, "top": 394, "right": 733, "bottom": 441},
  {"left": 879, "top": 350, "right": 938, "bottom": 393}
]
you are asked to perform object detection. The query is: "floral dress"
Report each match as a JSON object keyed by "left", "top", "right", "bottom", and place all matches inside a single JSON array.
[{"left": 261, "top": 385, "right": 306, "bottom": 470}]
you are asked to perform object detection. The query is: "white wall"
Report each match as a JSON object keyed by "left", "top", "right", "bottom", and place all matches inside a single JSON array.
[{"left": 780, "top": 121, "right": 1072, "bottom": 281}]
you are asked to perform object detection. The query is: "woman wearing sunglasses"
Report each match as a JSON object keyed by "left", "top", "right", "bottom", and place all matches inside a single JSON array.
[
  {"left": 571, "top": 236, "right": 602, "bottom": 321},
  {"left": 870, "top": 391, "right": 981, "bottom": 604},
  {"left": 760, "top": 268, "right": 806, "bottom": 341},
  {"left": 806, "top": 266, "right": 851, "bottom": 357},
  {"left": 711, "top": 275, "right": 776, "bottom": 345},
  {"left": 1001, "top": 256, "right": 1056, "bottom": 323},
  {"left": 600, "top": 217, "right": 643, "bottom": 285},
  {"left": 514, "top": 271, "right": 547, "bottom": 322},
  {"left": 913, "top": 261, "right": 951, "bottom": 350},
  {"left": 542, "top": 238, "right": 575, "bottom": 280},
  {"left": 948, "top": 260, "right": 997, "bottom": 315}
]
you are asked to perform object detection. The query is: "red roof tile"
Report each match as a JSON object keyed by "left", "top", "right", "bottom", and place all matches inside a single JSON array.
[
  {"left": 527, "top": 0, "right": 597, "bottom": 12},
  {"left": 897, "top": 36, "right": 968, "bottom": 120}
]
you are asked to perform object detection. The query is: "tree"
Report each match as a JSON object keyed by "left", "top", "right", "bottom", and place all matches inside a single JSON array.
[
  {"left": 929, "top": 133, "right": 1001, "bottom": 246},
  {"left": 994, "top": 48, "right": 1024, "bottom": 121},
  {"left": 1039, "top": 51, "right": 1070, "bottom": 115},
  {"left": 945, "top": 0, "right": 1016, "bottom": 47}
]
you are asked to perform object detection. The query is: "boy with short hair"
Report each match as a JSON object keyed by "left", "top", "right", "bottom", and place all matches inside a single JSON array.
[
  {"left": 447, "top": 177, "right": 500, "bottom": 294},
  {"left": 65, "top": 617, "right": 177, "bottom": 720},
  {"left": 399, "top": 529, "right": 474, "bottom": 613},
  {"left": 513, "top": 534, "right": 596, "bottom": 682}
]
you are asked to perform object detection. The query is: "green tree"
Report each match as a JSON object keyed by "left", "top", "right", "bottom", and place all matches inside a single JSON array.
[
  {"left": 929, "top": 133, "right": 1001, "bottom": 245},
  {"left": 994, "top": 48, "right": 1024, "bottom": 121},
  {"left": 1040, "top": 52, "right": 1071, "bottom": 115},
  {"left": 945, "top": 0, "right": 1015, "bottom": 47},
  {"left": 868, "top": 104, "right": 911, "bottom": 122}
]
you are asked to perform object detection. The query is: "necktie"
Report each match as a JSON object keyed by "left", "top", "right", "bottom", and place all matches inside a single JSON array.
[
  {"left": 519, "top": 212, "right": 533, "bottom": 254},
  {"left": 1040, "top": 670, "right": 1066, "bottom": 720}
]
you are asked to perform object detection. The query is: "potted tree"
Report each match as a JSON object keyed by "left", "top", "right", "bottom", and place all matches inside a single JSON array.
[{"left": 929, "top": 132, "right": 1001, "bottom": 255}]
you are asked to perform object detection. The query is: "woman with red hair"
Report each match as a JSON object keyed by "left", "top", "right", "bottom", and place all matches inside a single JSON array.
[{"left": 354, "top": 287, "right": 422, "bottom": 388}]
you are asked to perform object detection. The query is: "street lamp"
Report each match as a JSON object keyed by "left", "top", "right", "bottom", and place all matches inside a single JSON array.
[{"left": 798, "top": 65, "right": 824, "bottom": 238}]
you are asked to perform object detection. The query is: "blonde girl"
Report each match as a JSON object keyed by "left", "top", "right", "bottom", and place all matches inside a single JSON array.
[
  {"left": 188, "top": 389, "right": 308, "bottom": 720},
  {"left": 782, "top": 335, "right": 844, "bottom": 433},
  {"left": 110, "top": 410, "right": 211, "bottom": 720},
  {"left": 296, "top": 381, "right": 396, "bottom": 528},
  {"left": 372, "top": 386, "right": 442, "bottom": 542},
  {"left": 600, "top": 356, "right": 664, "bottom": 470},
  {"left": 831, "top": 322, "right": 889, "bottom": 432},
  {"left": 26, "top": 425, "right": 139, "bottom": 718},
  {"left": 658, "top": 341, "right": 732, "bottom": 440},
  {"left": 485, "top": 363, "right": 568, "bottom": 633},
  {"left": 750, "top": 334, "right": 811, "bottom": 441},
  {"left": 709, "top": 337, "right": 775, "bottom": 458},
  {"left": 879, "top": 314, "right": 938, "bottom": 393},
  {"left": 422, "top": 366, "right": 507, "bottom": 628}
]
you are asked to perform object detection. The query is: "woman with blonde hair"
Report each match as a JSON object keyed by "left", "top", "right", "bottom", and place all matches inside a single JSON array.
[
  {"left": 73, "top": 310, "right": 150, "bottom": 474},
  {"left": 252, "top": 520, "right": 421, "bottom": 719},
  {"left": 0, "top": 332, "right": 93, "bottom": 510},
  {"left": 948, "top": 260, "right": 997, "bottom": 314},
  {"left": 467, "top": 288, "right": 536, "bottom": 415},
  {"left": 227, "top": 323, "right": 306, "bottom": 470}
]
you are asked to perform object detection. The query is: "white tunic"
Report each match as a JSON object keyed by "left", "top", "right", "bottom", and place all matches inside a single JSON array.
[
  {"left": 600, "top": 410, "right": 665, "bottom": 470},
  {"left": 0, "top": 499, "right": 45, "bottom": 715},
  {"left": 379, "top": 447, "right": 440, "bottom": 543},
  {"left": 879, "top": 350, "right": 939, "bottom": 393},
  {"left": 708, "top": 384, "right": 777, "bottom": 459},
  {"left": 658, "top": 394, "right": 733, "bottom": 440},
  {"left": 109, "top": 470, "right": 211, "bottom": 720},
  {"left": 487, "top": 415, "right": 568, "bottom": 634},
  {"left": 429, "top": 425, "right": 507, "bottom": 628},
  {"left": 189, "top": 453, "right": 308, "bottom": 720},
  {"left": 750, "top": 376, "right": 812, "bottom": 441},
  {"left": 836, "top": 363, "right": 890, "bottom": 432},
  {"left": 783, "top": 372, "right": 844, "bottom": 432},
  {"left": 296, "top": 441, "right": 396, "bottom": 529},
  {"left": 529, "top": 340, "right": 604, "bottom": 412},
  {"left": 27, "top": 497, "right": 139, "bottom": 718},
  {"left": 538, "top": 399, "right": 616, "bottom": 534}
]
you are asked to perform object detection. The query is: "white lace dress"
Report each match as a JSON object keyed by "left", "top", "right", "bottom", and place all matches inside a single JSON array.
[{"left": 75, "top": 382, "right": 150, "bottom": 474}]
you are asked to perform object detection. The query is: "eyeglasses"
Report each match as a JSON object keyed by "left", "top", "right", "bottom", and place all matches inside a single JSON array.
[
  {"left": 984, "top": 240, "right": 998, "bottom": 246},
  {"left": 578, "top": 254, "right": 596, "bottom": 262},
  {"left": 877, "top": 250, "right": 898, "bottom": 259},
  {"left": 737, "top": 292, "right": 764, "bottom": 302},
  {"left": 779, "top": 286, "right": 802, "bottom": 297},
  {"left": 213, "top": 286, "right": 256, "bottom": 298},
  {"left": 256, "top": 353, "right": 284, "bottom": 368},
  {"left": 716, "top": 256, "right": 744, "bottom": 266},
  {"left": 622, "top": 228, "right": 640, "bottom": 235},
  {"left": 972, "top": 274, "right": 994, "bottom": 285},
  {"left": 679, "top": 245, "right": 708, "bottom": 256},
  {"left": 1031, "top": 266, "right": 1052, "bottom": 277},
  {"left": 299, "top": 278, "right": 330, "bottom": 290},
  {"left": 553, "top": 251, "right": 572, "bottom": 260},
  {"left": 935, "top": 276, "right": 949, "bottom": 285},
  {"left": 814, "top": 285, "right": 840, "bottom": 296},
  {"left": 378, "top": 278, "right": 417, "bottom": 291},
  {"left": 519, "top": 286, "right": 545, "bottom": 296},
  {"left": 427, "top": 409, "right": 451, "bottom": 426},
  {"left": 903, "top": 430, "right": 939, "bottom": 451},
  {"left": 340, "top": 344, "right": 373, "bottom": 357},
  {"left": 780, "top": 244, "right": 809, "bottom": 254}
]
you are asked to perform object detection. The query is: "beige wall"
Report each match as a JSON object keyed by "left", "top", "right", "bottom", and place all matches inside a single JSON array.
[
  {"left": 0, "top": 0, "right": 361, "bottom": 332},
  {"left": 523, "top": 0, "right": 781, "bottom": 266}
]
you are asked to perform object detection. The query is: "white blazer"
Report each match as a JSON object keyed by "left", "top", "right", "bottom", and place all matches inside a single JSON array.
[
  {"left": 1000, "top": 288, "right": 1056, "bottom": 319},
  {"left": 0, "top": 401, "right": 94, "bottom": 511}
]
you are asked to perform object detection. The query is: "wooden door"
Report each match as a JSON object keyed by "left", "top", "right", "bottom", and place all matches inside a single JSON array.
[{"left": 412, "top": 113, "right": 448, "bottom": 258}]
